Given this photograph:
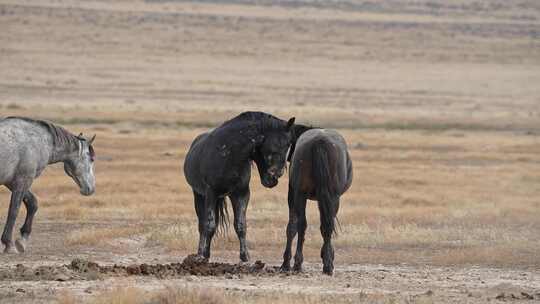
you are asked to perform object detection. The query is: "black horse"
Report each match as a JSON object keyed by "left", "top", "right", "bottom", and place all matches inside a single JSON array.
[
  {"left": 281, "top": 128, "right": 353, "bottom": 275},
  {"left": 184, "top": 112, "right": 295, "bottom": 262}
]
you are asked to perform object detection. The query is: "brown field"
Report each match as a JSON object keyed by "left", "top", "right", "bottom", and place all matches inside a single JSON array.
[{"left": 1, "top": 0, "right": 540, "bottom": 303}]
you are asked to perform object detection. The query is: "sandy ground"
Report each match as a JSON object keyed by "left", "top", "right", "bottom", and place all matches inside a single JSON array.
[
  {"left": 0, "top": 0, "right": 540, "bottom": 303},
  {"left": 1, "top": 261, "right": 540, "bottom": 303}
]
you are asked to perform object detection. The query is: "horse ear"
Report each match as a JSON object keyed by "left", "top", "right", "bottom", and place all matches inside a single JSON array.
[
  {"left": 286, "top": 117, "right": 295, "bottom": 130},
  {"left": 287, "top": 143, "right": 296, "bottom": 162},
  {"left": 89, "top": 134, "right": 96, "bottom": 145}
]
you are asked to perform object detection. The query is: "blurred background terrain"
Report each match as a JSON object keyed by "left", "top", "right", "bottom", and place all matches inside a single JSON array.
[{"left": 0, "top": 0, "right": 539, "bottom": 303}]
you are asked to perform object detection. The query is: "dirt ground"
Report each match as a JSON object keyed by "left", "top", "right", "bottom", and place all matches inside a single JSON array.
[{"left": 0, "top": 0, "right": 539, "bottom": 303}]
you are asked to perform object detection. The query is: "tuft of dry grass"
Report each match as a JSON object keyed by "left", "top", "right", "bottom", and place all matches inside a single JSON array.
[
  {"left": 58, "top": 287, "right": 226, "bottom": 304},
  {"left": 146, "top": 223, "right": 199, "bottom": 250},
  {"left": 57, "top": 286, "right": 388, "bottom": 304},
  {"left": 65, "top": 226, "right": 147, "bottom": 246}
]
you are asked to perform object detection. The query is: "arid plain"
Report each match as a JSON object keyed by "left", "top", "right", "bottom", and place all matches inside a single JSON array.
[{"left": 0, "top": 0, "right": 539, "bottom": 303}]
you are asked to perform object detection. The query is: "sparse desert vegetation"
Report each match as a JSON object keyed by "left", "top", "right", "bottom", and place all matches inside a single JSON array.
[{"left": 0, "top": 0, "right": 539, "bottom": 303}]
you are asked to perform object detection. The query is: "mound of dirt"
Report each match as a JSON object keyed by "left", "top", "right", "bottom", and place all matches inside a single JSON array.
[
  {"left": 118, "top": 254, "right": 269, "bottom": 278},
  {"left": 0, "top": 263, "right": 88, "bottom": 282},
  {"left": 0, "top": 255, "right": 276, "bottom": 281}
]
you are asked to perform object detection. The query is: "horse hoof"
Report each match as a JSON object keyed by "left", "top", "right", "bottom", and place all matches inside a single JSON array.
[
  {"left": 238, "top": 261, "right": 249, "bottom": 266},
  {"left": 15, "top": 238, "right": 27, "bottom": 253},
  {"left": 322, "top": 267, "right": 334, "bottom": 276},
  {"left": 280, "top": 264, "right": 291, "bottom": 272},
  {"left": 240, "top": 252, "right": 250, "bottom": 263},
  {"left": 184, "top": 254, "right": 208, "bottom": 264},
  {"left": 293, "top": 264, "right": 303, "bottom": 273},
  {"left": 3, "top": 245, "right": 18, "bottom": 254}
]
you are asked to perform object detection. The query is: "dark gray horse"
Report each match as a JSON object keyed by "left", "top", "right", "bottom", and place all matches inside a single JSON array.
[
  {"left": 184, "top": 112, "right": 295, "bottom": 262},
  {"left": 0, "top": 117, "right": 96, "bottom": 253},
  {"left": 281, "top": 128, "right": 353, "bottom": 275}
]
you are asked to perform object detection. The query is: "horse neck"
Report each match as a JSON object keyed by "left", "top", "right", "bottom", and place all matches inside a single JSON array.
[
  {"left": 222, "top": 120, "right": 260, "bottom": 142},
  {"left": 47, "top": 135, "right": 79, "bottom": 164}
]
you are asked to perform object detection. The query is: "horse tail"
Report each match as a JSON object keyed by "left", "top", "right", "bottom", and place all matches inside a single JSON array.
[
  {"left": 312, "top": 139, "right": 339, "bottom": 236},
  {"left": 215, "top": 197, "right": 230, "bottom": 235}
]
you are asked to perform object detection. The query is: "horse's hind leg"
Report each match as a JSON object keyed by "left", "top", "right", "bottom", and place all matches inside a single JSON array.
[
  {"left": 281, "top": 185, "right": 298, "bottom": 271},
  {"left": 230, "top": 187, "right": 250, "bottom": 262},
  {"left": 318, "top": 197, "right": 339, "bottom": 275},
  {"left": 2, "top": 189, "right": 26, "bottom": 253},
  {"left": 15, "top": 191, "right": 38, "bottom": 253},
  {"left": 292, "top": 193, "right": 307, "bottom": 272}
]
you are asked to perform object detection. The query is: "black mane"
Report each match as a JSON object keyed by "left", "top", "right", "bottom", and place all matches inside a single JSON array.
[{"left": 222, "top": 111, "right": 288, "bottom": 133}]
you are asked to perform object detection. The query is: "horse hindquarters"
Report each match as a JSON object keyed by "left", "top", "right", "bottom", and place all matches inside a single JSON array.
[{"left": 312, "top": 141, "right": 340, "bottom": 275}]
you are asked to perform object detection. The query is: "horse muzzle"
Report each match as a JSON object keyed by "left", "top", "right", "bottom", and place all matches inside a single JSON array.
[
  {"left": 261, "top": 174, "right": 279, "bottom": 188},
  {"left": 267, "top": 166, "right": 285, "bottom": 179},
  {"left": 80, "top": 186, "right": 95, "bottom": 196}
]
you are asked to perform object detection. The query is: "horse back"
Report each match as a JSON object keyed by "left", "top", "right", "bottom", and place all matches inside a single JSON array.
[
  {"left": 290, "top": 129, "right": 352, "bottom": 199},
  {"left": 0, "top": 119, "right": 51, "bottom": 184}
]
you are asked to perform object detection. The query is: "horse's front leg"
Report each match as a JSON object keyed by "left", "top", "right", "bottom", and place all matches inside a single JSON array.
[
  {"left": 2, "top": 183, "right": 30, "bottom": 253},
  {"left": 230, "top": 187, "right": 250, "bottom": 262},
  {"left": 193, "top": 190, "right": 208, "bottom": 259},
  {"left": 15, "top": 191, "right": 39, "bottom": 253},
  {"left": 281, "top": 185, "right": 297, "bottom": 271}
]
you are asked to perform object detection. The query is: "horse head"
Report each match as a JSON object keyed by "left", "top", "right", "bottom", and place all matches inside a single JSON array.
[
  {"left": 252, "top": 117, "right": 295, "bottom": 188},
  {"left": 64, "top": 134, "right": 96, "bottom": 196}
]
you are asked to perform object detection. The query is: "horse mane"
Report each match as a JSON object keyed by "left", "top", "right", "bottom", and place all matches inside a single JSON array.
[
  {"left": 287, "top": 124, "right": 317, "bottom": 162},
  {"left": 5, "top": 117, "right": 80, "bottom": 151},
  {"left": 223, "top": 111, "right": 287, "bottom": 133}
]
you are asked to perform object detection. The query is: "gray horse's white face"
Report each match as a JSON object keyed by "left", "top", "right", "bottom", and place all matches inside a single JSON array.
[{"left": 64, "top": 137, "right": 96, "bottom": 196}]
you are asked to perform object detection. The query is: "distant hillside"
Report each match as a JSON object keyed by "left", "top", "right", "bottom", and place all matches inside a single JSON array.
[{"left": 144, "top": 0, "right": 540, "bottom": 19}]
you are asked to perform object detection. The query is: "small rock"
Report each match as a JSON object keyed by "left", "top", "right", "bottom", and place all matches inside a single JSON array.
[
  {"left": 521, "top": 292, "right": 533, "bottom": 300},
  {"left": 55, "top": 274, "right": 71, "bottom": 282},
  {"left": 15, "top": 288, "right": 25, "bottom": 293}
]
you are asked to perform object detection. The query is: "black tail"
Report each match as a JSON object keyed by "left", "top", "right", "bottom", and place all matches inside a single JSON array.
[
  {"left": 312, "top": 140, "right": 339, "bottom": 236},
  {"left": 215, "top": 197, "right": 230, "bottom": 235}
]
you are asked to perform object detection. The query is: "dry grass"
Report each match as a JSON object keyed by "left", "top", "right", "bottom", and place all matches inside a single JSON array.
[
  {"left": 57, "top": 286, "right": 387, "bottom": 304},
  {"left": 66, "top": 226, "right": 147, "bottom": 246},
  {"left": 1, "top": 123, "right": 538, "bottom": 268},
  {"left": 82, "top": 287, "right": 226, "bottom": 304},
  {"left": 0, "top": 0, "right": 538, "bottom": 271}
]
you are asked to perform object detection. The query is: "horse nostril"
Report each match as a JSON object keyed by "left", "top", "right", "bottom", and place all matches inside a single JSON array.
[{"left": 268, "top": 167, "right": 284, "bottom": 178}]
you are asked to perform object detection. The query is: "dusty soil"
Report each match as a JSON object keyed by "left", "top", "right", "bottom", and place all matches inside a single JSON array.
[
  {"left": 1, "top": 256, "right": 539, "bottom": 303},
  {"left": 0, "top": 256, "right": 269, "bottom": 282}
]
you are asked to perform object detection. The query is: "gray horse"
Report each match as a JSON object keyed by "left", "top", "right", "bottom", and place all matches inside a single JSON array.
[{"left": 0, "top": 117, "right": 96, "bottom": 253}]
